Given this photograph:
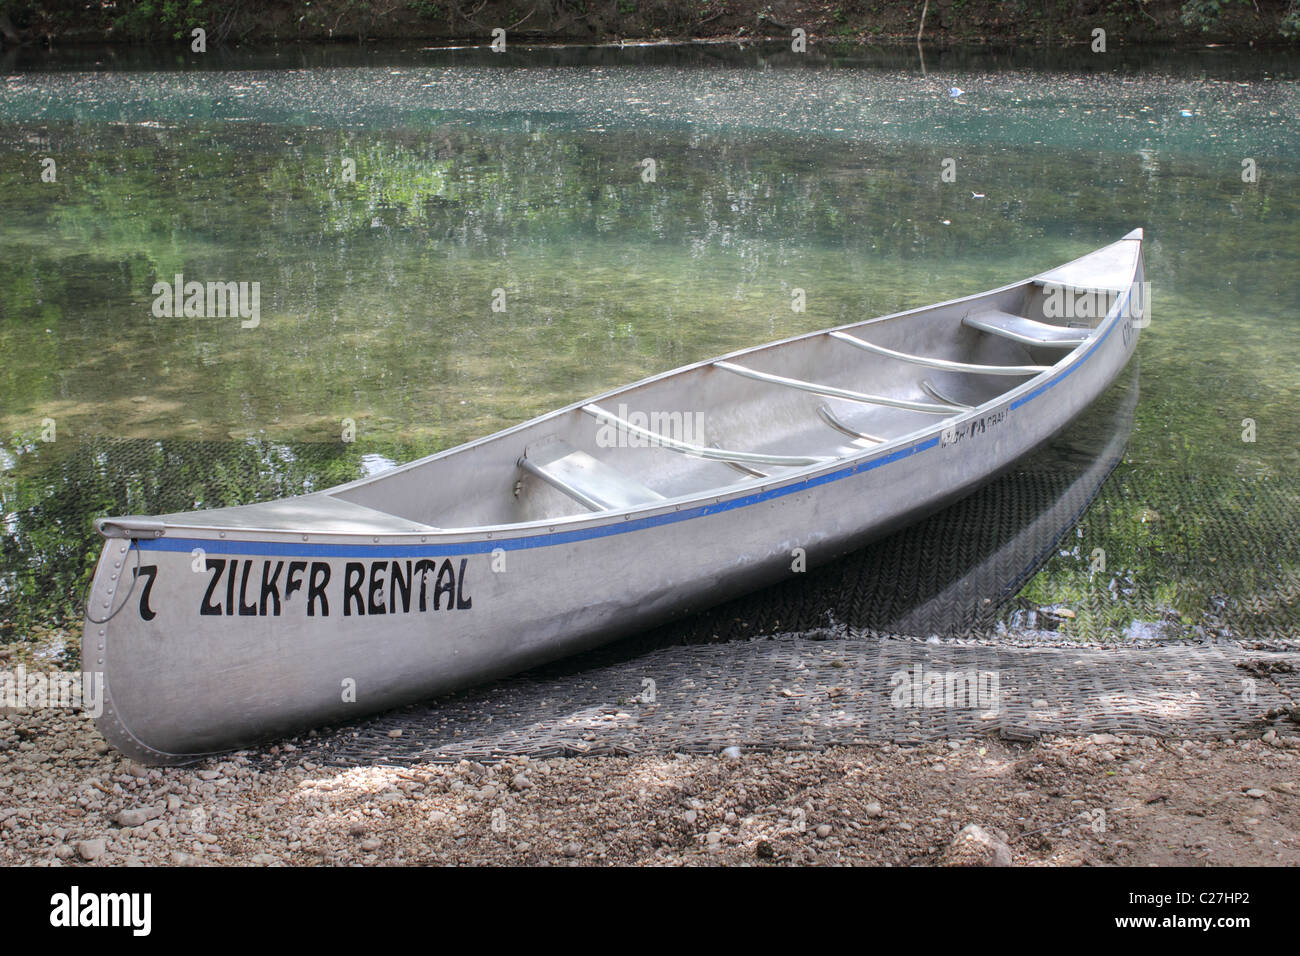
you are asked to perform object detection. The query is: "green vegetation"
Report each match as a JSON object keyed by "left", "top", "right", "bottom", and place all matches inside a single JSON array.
[
  {"left": 1182, "top": 0, "right": 1300, "bottom": 37},
  {"left": 111, "top": 0, "right": 207, "bottom": 41}
]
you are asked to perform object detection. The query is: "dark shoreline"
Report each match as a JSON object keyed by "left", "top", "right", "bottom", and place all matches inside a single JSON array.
[
  {"left": 4, "top": 36, "right": 1297, "bottom": 80},
  {"left": 1, "top": 0, "right": 1297, "bottom": 51}
]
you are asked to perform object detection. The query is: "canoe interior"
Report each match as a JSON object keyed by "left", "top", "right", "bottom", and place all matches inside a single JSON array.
[
  {"left": 333, "top": 284, "right": 1098, "bottom": 528},
  {"left": 131, "top": 235, "right": 1140, "bottom": 535}
]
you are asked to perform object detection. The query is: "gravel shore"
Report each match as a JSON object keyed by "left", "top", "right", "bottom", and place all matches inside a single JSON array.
[{"left": 3, "top": 706, "right": 1297, "bottom": 866}]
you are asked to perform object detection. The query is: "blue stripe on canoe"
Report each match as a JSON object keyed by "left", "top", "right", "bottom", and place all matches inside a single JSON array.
[
  {"left": 138, "top": 288, "right": 1132, "bottom": 559},
  {"left": 138, "top": 434, "right": 940, "bottom": 558}
]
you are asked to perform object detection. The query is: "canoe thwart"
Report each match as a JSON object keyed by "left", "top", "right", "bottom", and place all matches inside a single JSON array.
[
  {"left": 712, "top": 360, "right": 962, "bottom": 415},
  {"left": 963, "top": 309, "right": 1090, "bottom": 348},
  {"left": 828, "top": 330, "right": 1049, "bottom": 375},
  {"left": 519, "top": 438, "right": 665, "bottom": 512}
]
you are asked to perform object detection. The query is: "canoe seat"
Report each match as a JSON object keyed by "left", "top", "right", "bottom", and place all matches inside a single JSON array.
[
  {"left": 963, "top": 309, "right": 1089, "bottom": 348},
  {"left": 518, "top": 438, "right": 665, "bottom": 513}
]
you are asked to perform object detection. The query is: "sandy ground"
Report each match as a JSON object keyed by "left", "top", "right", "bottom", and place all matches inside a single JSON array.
[{"left": 2, "top": 705, "right": 1297, "bottom": 867}]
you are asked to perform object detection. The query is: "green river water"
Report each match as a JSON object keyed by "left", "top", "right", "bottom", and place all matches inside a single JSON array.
[{"left": 1, "top": 42, "right": 1297, "bottom": 652}]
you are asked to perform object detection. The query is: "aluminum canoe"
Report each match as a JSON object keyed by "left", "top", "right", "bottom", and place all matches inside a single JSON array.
[{"left": 84, "top": 229, "right": 1147, "bottom": 764}]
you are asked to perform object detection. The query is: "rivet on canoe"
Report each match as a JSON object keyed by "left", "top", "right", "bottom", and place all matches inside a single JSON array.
[
  {"left": 373, "top": 537, "right": 379, "bottom": 543},
  {"left": 219, "top": 532, "right": 226, "bottom": 538},
  {"left": 302, "top": 535, "right": 309, "bottom": 541}
]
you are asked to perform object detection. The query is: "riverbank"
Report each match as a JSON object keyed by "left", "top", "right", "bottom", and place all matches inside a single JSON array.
[
  {"left": 1, "top": 0, "right": 1298, "bottom": 49},
  {"left": 3, "top": 704, "right": 1298, "bottom": 866}
]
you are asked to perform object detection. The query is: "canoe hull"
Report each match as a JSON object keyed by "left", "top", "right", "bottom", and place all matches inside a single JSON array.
[{"left": 85, "top": 240, "right": 1145, "bottom": 764}]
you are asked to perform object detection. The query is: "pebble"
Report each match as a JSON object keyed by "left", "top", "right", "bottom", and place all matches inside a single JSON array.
[
  {"left": 114, "top": 806, "right": 164, "bottom": 827},
  {"left": 942, "top": 824, "right": 1011, "bottom": 867},
  {"left": 4, "top": 704, "right": 1297, "bottom": 868}
]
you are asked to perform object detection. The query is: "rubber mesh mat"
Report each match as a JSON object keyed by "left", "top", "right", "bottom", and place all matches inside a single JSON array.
[{"left": 304, "top": 640, "right": 1298, "bottom": 766}]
